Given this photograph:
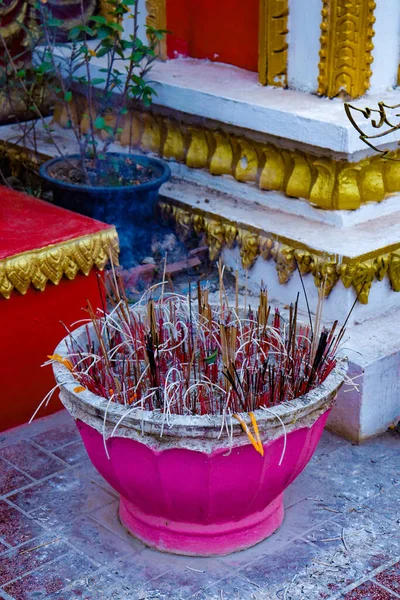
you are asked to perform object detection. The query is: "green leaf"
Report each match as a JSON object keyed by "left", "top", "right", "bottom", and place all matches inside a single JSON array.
[
  {"left": 97, "top": 26, "right": 111, "bottom": 40},
  {"left": 91, "top": 78, "right": 106, "bottom": 86},
  {"left": 90, "top": 15, "right": 107, "bottom": 24},
  {"left": 107, "top": 21, "right": 124, "bottom": 32},
  {"left": 96, "top": 47, "right": 110, "bottom": 58},
  {"left": 103, "top": 125, "right": 114, "bottom": 135},
  {"left": 205, "top": 350, "right": 218, "bottom": 365},
  {"left": 94, "top": 115, "right": 105, "bottom": 129},
  {"left": 64, "top": 90, "right": 72, "bottom": 102},
  {"left": 120, "top": 106, "right": 128, "bottom": 115}
]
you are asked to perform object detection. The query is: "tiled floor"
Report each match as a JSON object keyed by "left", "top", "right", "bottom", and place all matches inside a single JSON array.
[{"left": 0, "top": 410, "right": 399, "bottom": 600}]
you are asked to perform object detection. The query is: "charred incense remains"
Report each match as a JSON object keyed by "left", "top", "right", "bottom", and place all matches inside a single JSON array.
[{"left": 48, "top": 271, "right": 345, "bottom": 455}]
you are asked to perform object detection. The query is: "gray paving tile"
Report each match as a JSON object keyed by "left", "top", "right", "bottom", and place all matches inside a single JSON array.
[
  {"left": 237, "top": 539, "right": 320, "bottom": 591},
  {"left": 304, "top": 443, "right": 399, "bottom": 506},
  {"left": 53, "top": 441, "right": 88, "bottom": 466},
  {"left": 0, "top": 410, "right": 73, "bottom": 451},
  {"left": 31, "top": 419, "right": 80, "bottom": 452},
  {"left": 9, "top": 467, "right": 115, "bottom": 531},
  {"left": 0, "top": 534, "right": 68, "bottom": 586},
  {"left": 192, "top": 575, "right": 269, "bottom": 599},
  {"left": 0, "top": 458, "right": 31, "bottom": 496},
  {"left": 60, "top": 515, "right": 138, "bottom": 564},
  {"left": 0, "top": 501, "right": 44, "bottom": 546},
  {"left": 0, "top": 441, "right": 65, "bottom": 480},
  {"left": 314, "top": 430, "right": 351, "bottom": 458},
  {"left": 90, "top": 500, "right": 147, "bottom": 548},
  {"left": 4, "top": 550, "right": 97, "bottom": 599}
]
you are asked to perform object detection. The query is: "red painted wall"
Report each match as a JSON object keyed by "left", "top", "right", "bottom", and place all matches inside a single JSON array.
[
  {"left": 0, "top": 271, "right": 104, "bottom": 432},
  {"left": 166, "top": 0, "right": 259, "bottom": 72}
]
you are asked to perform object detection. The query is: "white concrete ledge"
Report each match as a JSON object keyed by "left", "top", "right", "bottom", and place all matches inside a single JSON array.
[{"left": 46, "top": 46, "right": 400, "bottom": 157}]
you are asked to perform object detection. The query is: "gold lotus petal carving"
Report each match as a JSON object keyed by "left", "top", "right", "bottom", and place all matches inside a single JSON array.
[
  {"left": 52, "top": 97, "right": 400, "bottom": 211},
  {"left": 163, "top": 201, "right": 400, "bottom": 305},
  {"left": 0, "top": 228, "right": 119, "bottom": 299}
]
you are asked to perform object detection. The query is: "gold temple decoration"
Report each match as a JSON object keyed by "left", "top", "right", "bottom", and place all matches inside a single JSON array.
[
  {"left": 160, "top": 200, "right": 400, "bottom": 304},
  {"left": 54, "top": 100, "right": 400, "bottom": 211},
  {"left": 0, "top": 228, "right": 119, "bottom": 300},
  {"left": 345, "top": 100, "right": 400, "bottom": 156},
  {"left": 146, "top": 0, "right": 167, "bottom": 60},
  {"left": 318, "top": 0, "right": 376, "bottom": 99},
  {"left": 258, "top": 0, "right": 288, "bottom": 87}
]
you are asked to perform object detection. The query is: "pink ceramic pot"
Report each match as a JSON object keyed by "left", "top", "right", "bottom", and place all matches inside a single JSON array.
[{"left": 53, "top": 328, "right": 346, "bottom": 556}]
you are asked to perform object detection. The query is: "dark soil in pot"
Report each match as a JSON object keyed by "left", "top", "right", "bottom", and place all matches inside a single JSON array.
[
  {"left": 49, "top": 155, "right": 155, "bottom": 187},
  {"left": 39, "top": 153, "right": 171, "bottom": 268}
]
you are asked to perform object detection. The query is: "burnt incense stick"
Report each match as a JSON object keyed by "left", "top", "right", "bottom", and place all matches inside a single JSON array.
[{"left": 48, "top": 269, "right": 346, "bottom": 446}]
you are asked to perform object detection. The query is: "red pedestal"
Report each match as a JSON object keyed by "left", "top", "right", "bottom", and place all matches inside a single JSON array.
[
  {"left": 0, "top": 187, "right": 118, "bottom": 432},
  {"left": 166, "top": 0, "right": 259, "bottom": 72},
  {"left": 0, "top": 273, "right": 104, "bottom": 431}
]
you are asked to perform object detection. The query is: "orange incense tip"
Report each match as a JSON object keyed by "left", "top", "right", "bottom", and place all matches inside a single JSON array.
[
  {"left": 234, "top": 413, "right": 264, "bottom": 457},
  {"left": 47, "top": 354, "right": 73, "bottom": 372}
]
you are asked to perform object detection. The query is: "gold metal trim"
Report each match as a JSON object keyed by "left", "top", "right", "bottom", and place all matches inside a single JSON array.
[
  {"left": 258, "top": 0, "right": 288, "bottom": 87},
  {"left": 160, "top": 200, "right": 400, "bottom": 304},
  {"left": 318, "top": 0, "right": 376, "bottom": 99},
  {"left": 0, "top": 228, "right": 119, "bottom": 300}
]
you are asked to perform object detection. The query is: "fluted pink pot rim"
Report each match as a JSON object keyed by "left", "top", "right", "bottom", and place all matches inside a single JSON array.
[{"left": 53, "top": 323, "right": 348, "bottom": 453}]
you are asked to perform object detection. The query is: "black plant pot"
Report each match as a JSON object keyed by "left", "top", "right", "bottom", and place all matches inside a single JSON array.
[{"left": 39, "top": 153, "right": 171, "bottom": 268}]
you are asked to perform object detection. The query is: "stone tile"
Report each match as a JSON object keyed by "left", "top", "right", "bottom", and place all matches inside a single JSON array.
[
  {"left": 60, "top": 515, "right": 138, "bottom": 564},
  {"left": 0, "top": 501, "right": 44, "bottom": 546},
  {"left": 3, "top": 550, "right": 97, "bottom": 599},
  {"left": 9, "top": 467, "right": 115, "bottom": 531},
  {"left": 360, "top": 484, "right": 400, "bottom": 526},
  {"left": 375, "top": 561, "right": 400, "bottom": 596},
  {"left": 283, "top": 496, "right": 339, "bottom": 538},
  {"left": 139, "top": 551, "right": 233, "bottom": 598},
  {"left": 79, "top": 459, "right": 118, "bottom": 497},
  {"left": 283, "top": 466, "right": 349, "bottom": 513},
  {"left": 298, "top": 508, "right": 400, "bottom": 598},
  {"left": 90, "top": 501, "right": 145, "bottom": 547},
  {"left": 0, "top": 534, "right": 68, "bottom": 586},
  {"left": 31, "top": 420, "right": 79, "bottom": 452},
  {"left": 304, "top": 443, "right": 399, "bottom": 506},
  {"left": 0, "top": 458, "right": 31, "bottom": 496},
  {"left": 357, "top": 432, "right": 400, "bottom": 466},
  {"left": 314, "top": 430, "right": 350, "bottom": 458},
  {"left": 0, "top": 410, "right": 73, "bottom": 451},
  {"left": 237, "top": 539, "right": 320, "bottom": 591},
  {"left": 54, "top": 441, "right": 88, "bottom": 466},
  {"left": 0, "top": 441, "right": 65, "bottom": 480},
  {"left": 192, "top": 574, "right": 266, "bottom": 600},
  {"left": 217, "top": 521, "right": 295, "bottom": 570},
  {"left": 52, "top": 553, "right": 173, "bottom": 600},
  {"left": 343, "top": 580, "right": 399, "bottom": 599}
]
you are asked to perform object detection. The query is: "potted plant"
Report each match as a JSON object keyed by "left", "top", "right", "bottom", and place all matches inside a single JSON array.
[
  {"left": 0, "top": 0, "right": 170, "bottom": 267},
  {"left": 48, "top": 275, "right": 347, "bottom": 556}
]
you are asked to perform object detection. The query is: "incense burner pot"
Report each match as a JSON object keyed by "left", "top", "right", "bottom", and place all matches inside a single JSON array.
[{"left": 53, "top": 326, "right": 347, "bottom": 557}]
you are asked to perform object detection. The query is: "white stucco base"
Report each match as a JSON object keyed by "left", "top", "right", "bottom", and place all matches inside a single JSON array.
[
  {"left": 221, "top": 246, "right": 400, "bottom": 327},
  {"left": 326, "top": 308, "right": 400, "bottom": 443}
]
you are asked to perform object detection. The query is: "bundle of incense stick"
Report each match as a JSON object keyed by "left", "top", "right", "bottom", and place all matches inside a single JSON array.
[{"left": 50, "top": 271, "right": 344, "bottom": 430}]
